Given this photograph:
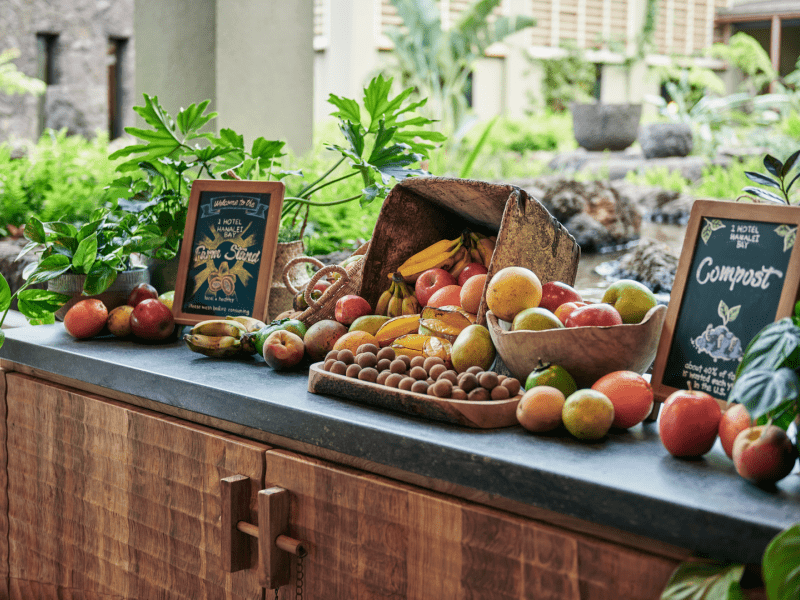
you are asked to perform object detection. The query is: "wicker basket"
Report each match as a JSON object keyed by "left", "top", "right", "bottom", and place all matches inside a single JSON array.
[{"left": 282, "top": 242, "right": 369, "bottom": 326}]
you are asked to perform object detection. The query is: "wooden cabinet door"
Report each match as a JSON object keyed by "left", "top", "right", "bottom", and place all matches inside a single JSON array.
[
  {"left": 265, "top": 449, "right": 679, "bottom": 600},
  {"left": 4, "top": 373, "right": 270, "bottom": 600}
]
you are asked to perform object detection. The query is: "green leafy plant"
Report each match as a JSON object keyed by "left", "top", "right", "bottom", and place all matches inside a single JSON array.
[
  {"left": 532, "top": 41, "right": 596, "bottom": 113},
  {"left": 0, "top": 48, "right": 45, "bottom": 96},
  {"left": 743, "top": 150, "right": 800, "bottom": 205}
]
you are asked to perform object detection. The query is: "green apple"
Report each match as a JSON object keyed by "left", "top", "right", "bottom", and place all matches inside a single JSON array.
[
  {"left": 524, "top": 362, "right": 577, "bottom": 397},
  {"left": 511, "top": 307, "right": 564, "bottom": 331},
  {"left": 601, "top": 280, "right": 657, "bottom": 324}
]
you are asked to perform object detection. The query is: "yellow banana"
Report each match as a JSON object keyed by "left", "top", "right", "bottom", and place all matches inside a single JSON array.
[
  {"left": 387, "top": 284, "right": 405, "bottom": 318},
  {"left": 226, "top": 315, "right": 267, "bottom": 333},
  {"left": 393, "top": 275, "right": 421, "bottom": 315},
  {"left": 448, "top": 246, "right": 471, "bottom": 279},
  {"left": 376, "top": 281, "right": 396, "bottom": 316},
  {"left": 183, "top": 334, "right": 243, "bottom": 358},
  {"left": 476, "top": 237, "right": 495, "bottom": 267},
  {"left": 393, "top": 234, "right": 464, "bottom": 283},
  {"left": 469, "top": 247, "right": 484, "bottom": 265},
  {"left": 190, "top": 319, "right": 247, "bottom": 338}
]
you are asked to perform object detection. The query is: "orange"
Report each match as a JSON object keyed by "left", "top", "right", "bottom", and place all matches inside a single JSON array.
[
  {"left": 63, "top": 298, "right": 108, "bottom": 339},
  {"left": 516, "top": 386, "right": 565, "bottom": 433},
  {"left": 427, "top": 285, "right": 463, "bottom": 309},
  {"left": 332, "top": 330, "right": 379, "bottom": 354},
  {"left": 459, "top": 274, "right": 486, "bottom": 315},
  {"left": 485, "top": 266, "right": 542, "bottom": 322},
  {"left": 591, "top": 370, "right": 653, "bottom": 429}
]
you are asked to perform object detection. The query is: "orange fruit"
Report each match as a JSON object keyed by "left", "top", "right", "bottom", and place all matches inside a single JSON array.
[
  {"left": 485, "top": 266, "right": 542, "bottom": 322},
  {"left": 591, "top": 370, "right": 654, "bottom": 429},
  {"left": 427, "top": 285, "right": 463, "bottom": 308},
  {"left": 516, "top": 386, "right": 565, "bottom": 433},
  {"left": 63, "top": 298, "right": 108, "bottom": 339},
  {"left": 459, "top": 274, "right": 487, "bottom": 315},
  {"left": 332, "top": 330, "right": 379, "bottom": 354}
]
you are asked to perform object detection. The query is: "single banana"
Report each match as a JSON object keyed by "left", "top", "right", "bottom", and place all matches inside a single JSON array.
[
  {"left": 376, "top": 281, "right": 396, "bottom": 316},
  {"left": 393, "top": 234, "right": 464, "bottom": 283},
  {"left": 396, "top": 277, "right": 421, "bottom": 315},
  {"left": 226, "top": 315, "right": 267, "bottom": 333},
  {"left": 190, "top": 319, "right": 247, "bottom": 338},
  {"left": 469, "top": 247, "right": 484, "bottom": 265},
  {"left": 476, "top": 237, "right": 495, "bottom": 267},
  {"left": 183, "top": 334, "right": 243, "bottom": 358}
]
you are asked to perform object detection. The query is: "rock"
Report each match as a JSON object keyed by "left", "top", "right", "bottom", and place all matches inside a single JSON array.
[
  {"left": 639, "top": 123, "right": 693, "bottom": 159},
  {"left": 595, "top": 238, "right": 679, "bottom": 294},
  {"left": 562, "top": 213, "right": 617, "bottom": 253}
]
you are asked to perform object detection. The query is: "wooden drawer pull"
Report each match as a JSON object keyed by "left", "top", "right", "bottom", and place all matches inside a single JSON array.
[{"left": 221, "top": 475, "right": 308, "bottom": 589}]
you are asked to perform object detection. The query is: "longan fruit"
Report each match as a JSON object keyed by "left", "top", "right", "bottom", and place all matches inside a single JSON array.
[
  {"left": 323, "top": 358, "right": 337, "bottom": 371},
  {"left": 502, "top": 377, "right": 521, "bottom": 396},
  {"left": 468, "top": 387, "right": 490, "bottom": 401},
  {"left": 397, "top": 354, "right": 412, "bottom": 367},
  {"left": 451, "top": 388, "right": 468, "bottom": 400},
  {"left": 377, "top": 358, "right": 392, "bottom": 372},
  {"left": 356, "top": 353, "right": 378, "bottom": 369},
  {"left": 427, "top": 377, "right": 435, "bottom": 385},
  {"left": 330, "top": 361, "right": 347, "bottom": 376},
  {"left": 409, "top": 366, "right": 428, "bottom": 380},
  {"left": 479, "top": 371, "right": 499, "bottom": 390},
  {"left": 376, "top": 371, "right": 391, "bottom": 386},
  {"left": 345, "top": 363, "right": 361, "bottom": 378},
  {"left": 466, "top": 365, "right": 484, "bottom": 375},
  {"left": 410, "top": 380, "right": 429, "bottom": 395},
  {"left": 389, "top": 359, "right": 407, "bottom": 374},
  {"left": 398, "top": 376, "right": 415, "bottom": 391},
  {"left": 458, "top": 373, "right": 479, "bottom": 392},
  {"left": 410, "top": 355, "right": 426, "bottom": 369},
  {"left": 491, "top": 385, "right": 510, "bottom": 400},
  {"left": 423, "top": 356, "right": 445, "bottom": 372},
  {"left": 431, "top": 379, "right": 453, "bottom": 398},
  {"left": 439, "top": 370, "right": 458, "bottom": 385},
  {"left": 497, "top": 374, "right": 507, "bottom": 384},
  {"left": 376, "top": 347, "right": 396, "bottom": 362},
  {"left": 428, "top": 363, "right": 447, "bottom": 380},
  {"left": 325, "top": 350, "right": 340, "bottom": 362},
  {"left": 358, "top": 367, "right": 379, "bottom": 383},
  {"left": 357, "top": 343, "right": 379, "bottom": 356},
  {"left": 337, "top": 349, "right": 355, "bottom": 365},
  {"left": 385, "top": 373, "right": 403, "bottom": 388}
]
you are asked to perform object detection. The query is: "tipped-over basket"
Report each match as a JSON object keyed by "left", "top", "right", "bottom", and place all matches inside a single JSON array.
[{"left": 486, "top": 304, "right": 667, "bottom": 389}]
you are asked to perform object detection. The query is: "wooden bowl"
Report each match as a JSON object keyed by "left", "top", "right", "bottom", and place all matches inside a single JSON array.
[{"left": 486, "top": 304, "right": 667, "bottom": 388}]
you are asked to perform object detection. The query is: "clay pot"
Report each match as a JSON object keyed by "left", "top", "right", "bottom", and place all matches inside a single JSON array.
[
  {"left": 487, "top": 304, "right": 667, "bottom": 388},
  {"left": 48, "top": 268, "right": 150, "bottom": 321},
  {"left": 569, "top": 102, "right": 642, "bottom": 152}
]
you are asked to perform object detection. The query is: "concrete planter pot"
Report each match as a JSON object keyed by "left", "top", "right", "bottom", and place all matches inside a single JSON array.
[
  {"left": 569, "top": 102, "right": 642, "bottom": 152},
  {"left": 48, "top": 268, "right": 150, "bottom": 321}
]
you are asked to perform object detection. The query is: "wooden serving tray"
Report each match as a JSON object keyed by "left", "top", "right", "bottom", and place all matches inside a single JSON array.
[{"left": 307, "top": 363, "right": 521, "bottom": 429}]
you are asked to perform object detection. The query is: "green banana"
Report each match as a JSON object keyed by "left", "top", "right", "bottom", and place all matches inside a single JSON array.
[
  {"left": 190, "top": 319, "right": 247, "bottom": 338},
  {"left": 183, "top": 334, "right": 243, "bottom": 358},
  {"left": 226, "top": 315, "right": 267, "bottom": 333}
]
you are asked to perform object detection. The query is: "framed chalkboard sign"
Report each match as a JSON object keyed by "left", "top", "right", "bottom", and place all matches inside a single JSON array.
[
  {"left": 172, "top": 179, "right": 284, "bottom": 326},
  {"left": 651, "top": 200, "right": 800, "bottom": 405}
]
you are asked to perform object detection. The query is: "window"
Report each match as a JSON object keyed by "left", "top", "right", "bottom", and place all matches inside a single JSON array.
[
  {"left": 107, "top": 37, "right": 128, "bottom": 139},
  {"left": 36, "top": 32, "right": 59, "bottom": 134}
]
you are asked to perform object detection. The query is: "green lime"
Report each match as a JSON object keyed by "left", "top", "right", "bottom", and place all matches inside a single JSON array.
[{"left": 525, "top": 363, "right": 577, "bottom": 398}]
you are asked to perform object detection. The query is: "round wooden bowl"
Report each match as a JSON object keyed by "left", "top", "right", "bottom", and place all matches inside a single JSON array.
[{"left": 486, "top": 304, "right": 667, "bottom": 389}]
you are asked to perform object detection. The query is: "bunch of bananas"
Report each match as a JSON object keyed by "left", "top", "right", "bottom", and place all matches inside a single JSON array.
[
  {"left": 183, "top": 316, "right": 266, "bottom": 358},
  {"left": 463, "top": 232, "right": 496, "bottom": 270},
  {"left": 376, "top": 272, "right": 421, "bottom": 317},
  {"left": 392, "top": 230, "right": 497, "bottom": 284}
]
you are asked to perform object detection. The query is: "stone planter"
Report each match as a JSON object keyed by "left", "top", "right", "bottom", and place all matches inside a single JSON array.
[
  {"left": 49, "top": 268, "right": 150, "bottom": 321},
  {"left": 267, "top": 240, "right": 310, "bottom": 320},
  {"left": 569, "top": 102, "right": 642, "bottom": 152}
]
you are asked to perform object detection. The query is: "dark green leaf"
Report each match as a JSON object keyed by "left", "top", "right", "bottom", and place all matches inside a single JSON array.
[
  {"left": 17, "top": 289, "right": 70, "bottom": 319},
  {"left": 339, "top": 121, "right": 365, "bottom": 158},
  {"left": 360, "top": 185, "right": 381, "bottom": 207},
  {"left": 735, "top": 318, "right": 800, "bottom": 377},
  {"left": 0, "top": 275, "right": 11, "bottom": 313},
  {"left": 44, "top": 221, "right": 78, "bottom": 237},
  {"left": 660, "top": 561, "right": 745, "bottom": 600},
  {"left": 787, "top": 172, "right": 800, "bottom": 196},
  {"left": 763, "top": 524, "right": 800, "bottom": 600},
  {"left": 26, "top": 254, "right": 72, "bottom": 285},
  {"left": 728, "top": 368, "right": 800, "bottom": 421},
  {"left": 744, "top": 172, "right": 781, "bottom": 189},
  {"left": 0, "top": 330, "right": 4, "bottom": 348},
  {"left": 72, "top": 235, "right": 98, "bottom": 275},
  {"left": 765, "top": 154, "right": 784, "bottom": 178},
  {"left": 24, "top": 217, "right": 46, "bottom": 243},
  {"left": 83, "top": 263, "right": 119, "bottom": 295},
  {"left": 780, "top": 149, "right": 800, "bottom": 179},
  {"left": 77, "top": 220, "right": 103, "bottom": 243},
  {"left": 743, "top": 187, "right": 788, "bottom": 204}
]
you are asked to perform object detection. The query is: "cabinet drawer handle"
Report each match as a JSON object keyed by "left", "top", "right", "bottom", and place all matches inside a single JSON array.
[{"left": 221, "top": 475, "right": 308, "bottom": 589}]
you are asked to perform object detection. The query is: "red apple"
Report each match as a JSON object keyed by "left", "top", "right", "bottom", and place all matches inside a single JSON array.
[
  {"left": 457, "top": 263, "right": 489, "bottom": 286},
  {"left": 554, "top": 301, "right": 587, "bottom": 325},
  {"left": 415, "top": 268, "right": 457, "bottom": 307},
  {"left": 127, "top": 282, "right": 159, "bottom": 307},
  {"left": 539, "top": 281, "right": 583, "bottom": 312},
  {"left": 130, "top": 298, "right": 175, "bottom": 341},
  {"left": 262, "top": 329, "right": 305, "bottom": 370},
  {"left": 334, "top": 294, "right": 372, "bottom": 325},
  {"left": 732, "top": 425, "right": 797, "bottom": 485},
  {"left": 658, "top": 389, "right": 722, "bottom": 457},
  {"left": 564, "top": 303, "right": 623, "bottom": 327},
  {"left": 313, "top": 279, "right": 331, "bottom": 294},
  {"left": 719, "top": 403, "right": 753, "bottom": 459}
]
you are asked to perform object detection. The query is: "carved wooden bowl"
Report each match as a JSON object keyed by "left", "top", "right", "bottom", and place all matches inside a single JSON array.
[{"left": 486, "top": 304, "right": 668, "bottom": 389}]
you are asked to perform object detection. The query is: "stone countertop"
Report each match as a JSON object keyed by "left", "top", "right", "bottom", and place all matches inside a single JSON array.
[{"left": 2, "top": 324, "right": 799, "bottom": 565}]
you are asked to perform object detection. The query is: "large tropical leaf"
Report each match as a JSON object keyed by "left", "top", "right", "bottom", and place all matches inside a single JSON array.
[
  {"left": 660, "top": 562, "right": 745, "bottom": 600},
  {"left": 727, "top": 367, "right": 800, "bottom": 422},
  {"left": 763, "top": 524, "right": 800, "bottom": 600}
]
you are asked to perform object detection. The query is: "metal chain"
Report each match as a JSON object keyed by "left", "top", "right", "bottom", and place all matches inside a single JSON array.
[{"left": 295, "top": 553, "right": 305, "bottom": 600}]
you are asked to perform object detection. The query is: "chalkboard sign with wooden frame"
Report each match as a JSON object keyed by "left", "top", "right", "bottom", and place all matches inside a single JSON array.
[
  {"left": 172, "top": 179, "right": 284, "bottom": 326},
  {"left": 651, "top": 200, "right": 800, "bottom": 408}
]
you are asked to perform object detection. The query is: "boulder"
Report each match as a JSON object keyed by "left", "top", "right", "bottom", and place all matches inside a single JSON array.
[
  {"left": 639, "top": 123, "right": 693, "bottom": 159},
  {"left": 595, "top": 238, "right": 679, "bottom": 294}
]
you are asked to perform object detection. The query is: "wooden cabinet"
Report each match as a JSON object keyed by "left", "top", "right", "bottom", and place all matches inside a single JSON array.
[
  {"left": 1, "top": 371, "right": 680, "bottom": 600},
  {"left": 3, "top": 373, "right": 270, "bottom": 600}
]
